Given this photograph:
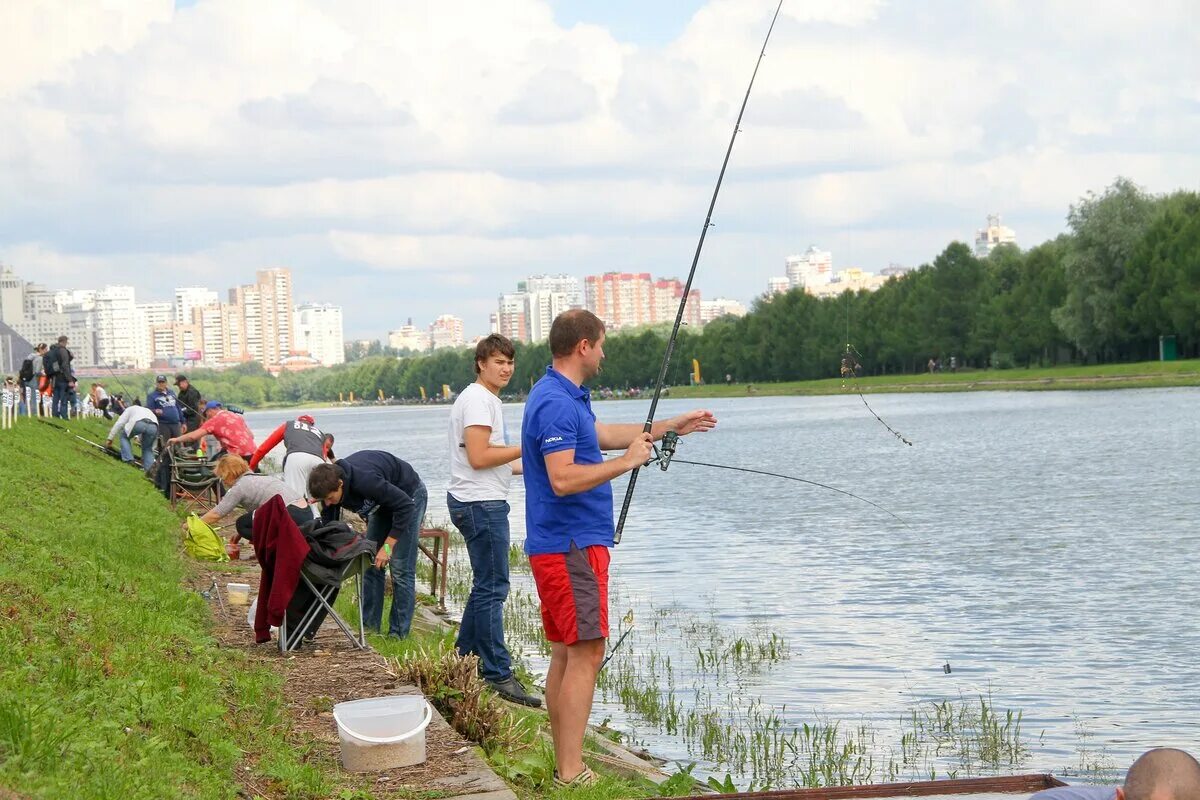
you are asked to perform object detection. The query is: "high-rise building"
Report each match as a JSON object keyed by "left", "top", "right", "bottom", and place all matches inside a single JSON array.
[
  {"left": 91, "top": 286, "right": 140, "bottom": 366},
  {"left": 492, "top": 293, "right": 528, "bottom": 343},
  {"left": 295, "top": 303, "right": 345, "bottom": 366},
  {"left": 699, "top": 298, "right": 748, "bottom": 325},
  {"left": 429, "top": 314, "right": 465, "bottom": 350},
  {"left": 974, "top": 214, "right": 1017, "bottom": 257},
  {"left": 584, "top": 272, "right": 700, "bottom": 330},
  {"left": 136, "top": 302, "right": 173, "bottom": 368},
  {"left": 0, "top": 267, "right": 23, "bottom": 324},
  {"left": 785, "top": 246, "right": 833, "bottom": 289},
  {"left": 228, "top": 268, "right": 294, "bottom": 368},
  {"left": 766, "top": 276, "right": 790, "bottom": 297},
  {"left": 388, "top": 320, "right": 431, "bottom": 353},
  {"left": 174, "top": 287, "right": 219, "bottom": 324}
]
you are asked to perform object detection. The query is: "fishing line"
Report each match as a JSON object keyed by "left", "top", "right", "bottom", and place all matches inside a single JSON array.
[
  {"left": 614, "top": 0, "right": 784, "bottom": 545},
  {"left": 664, "top": 455, "right": 910, "bottom": 528},
  {"left": 842, "top": 343, "right": 912, "bottom": 446}
]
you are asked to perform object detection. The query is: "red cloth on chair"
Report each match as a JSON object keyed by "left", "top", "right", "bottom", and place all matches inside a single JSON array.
[{"left": 253, "top": 495, "right": 311, "bottom": 643}]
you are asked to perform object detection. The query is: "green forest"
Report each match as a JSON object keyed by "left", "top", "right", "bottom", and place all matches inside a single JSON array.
[{"left": 104, "top": 178, "right": 1199, "bottom": 408}]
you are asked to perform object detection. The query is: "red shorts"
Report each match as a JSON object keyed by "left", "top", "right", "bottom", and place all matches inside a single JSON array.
[{"left": 529, "top": 543, "right": 610, "bottom": 645}]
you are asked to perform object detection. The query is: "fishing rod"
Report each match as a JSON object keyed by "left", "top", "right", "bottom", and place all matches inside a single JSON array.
[{"left": 614, "top": 0, "right": 783, "bottom": 546}]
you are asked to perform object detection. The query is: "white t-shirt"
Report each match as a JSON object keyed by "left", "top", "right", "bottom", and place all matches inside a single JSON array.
[{"left": 448, "top": 382, "right": 513, "bottom": 502}]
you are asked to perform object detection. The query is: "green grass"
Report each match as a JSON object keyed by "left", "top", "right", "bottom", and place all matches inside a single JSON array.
[
  {"left": 668, "top": 358, "right": 1200, "bottom": 399},
  {"left": 0, "top": 417, "right": 340, "bottom": 799}
]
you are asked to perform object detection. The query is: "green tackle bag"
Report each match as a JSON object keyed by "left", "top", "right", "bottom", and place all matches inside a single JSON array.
[{"left": 184, "top": 515, "right": 230, "bottom": 562}]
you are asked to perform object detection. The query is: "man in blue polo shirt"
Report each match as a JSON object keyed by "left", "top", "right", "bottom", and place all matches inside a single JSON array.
[{"left": 522, "top": 308, "right": 716, "bottom": 787}]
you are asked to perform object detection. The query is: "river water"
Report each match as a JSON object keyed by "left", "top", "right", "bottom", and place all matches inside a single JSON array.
[{"left": 245, "top": 388, "right": 1200, "bottom": 782}]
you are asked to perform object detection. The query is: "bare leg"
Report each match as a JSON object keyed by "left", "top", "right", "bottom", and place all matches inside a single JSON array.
[{"left": 550, "top": 637, "right": 605, "bottom": 780}]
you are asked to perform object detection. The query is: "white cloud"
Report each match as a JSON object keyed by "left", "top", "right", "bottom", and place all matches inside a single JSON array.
[{"left": 1, "top": 0, "right": 1198, "bottom": 337}]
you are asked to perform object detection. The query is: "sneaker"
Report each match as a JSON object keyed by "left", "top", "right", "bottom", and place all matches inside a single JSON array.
[
  {"left": 553, "top": 765, "right": 598, "bottom": 788},
  {"left": 485, "top": 675, "right": 543, "bottom": 708}
]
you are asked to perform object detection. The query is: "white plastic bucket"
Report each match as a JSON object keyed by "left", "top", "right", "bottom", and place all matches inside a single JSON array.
[
  {"left": 333, "top": 696, "right": 433, "bottom": 772},
  {"left": 227, "top": 583, "right": 251, "bottom": 606}
]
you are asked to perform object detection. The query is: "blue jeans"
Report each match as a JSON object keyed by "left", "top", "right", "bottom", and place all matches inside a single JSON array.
[
  {"left": 52, "top": 380, "right": 70, "bottom": 419},
  {"left": 362, "top": 481, "right": 428, "bottom": 638},
  {"left": 447, "top": 494, "right": 513, "bottom": 682},
  {"left": 119, "top": 419, "right": 159, "bottom": 471}
]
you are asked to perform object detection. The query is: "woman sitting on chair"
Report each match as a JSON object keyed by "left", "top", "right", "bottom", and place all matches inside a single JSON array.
[{"left": 191, "top": 455, "right": 313, "bottom": 548}]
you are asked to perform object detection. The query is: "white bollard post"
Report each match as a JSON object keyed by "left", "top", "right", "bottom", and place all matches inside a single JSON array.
[{"left": 2, "top": 387, "right": 11, "bottom": 430}]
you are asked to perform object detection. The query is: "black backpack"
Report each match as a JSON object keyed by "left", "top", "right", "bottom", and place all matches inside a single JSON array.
[{"left": 18, "top": 357, "right": 34, "bottom": 382}]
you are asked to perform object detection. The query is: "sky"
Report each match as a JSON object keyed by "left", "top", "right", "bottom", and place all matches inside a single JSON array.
[{"left": 2, "top": 1, "right": 1198, "bottom": 339}]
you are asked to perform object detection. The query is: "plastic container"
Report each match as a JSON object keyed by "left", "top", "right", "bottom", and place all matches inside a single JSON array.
[
  {"left": 333, "top": 696, "right": 433, "bottom": 772},
  {"left": 226, "top": 583, "right": 251, "bottom": 606},
  {"left": 225, "top": 540, "right": 240, "bottom": 560}
]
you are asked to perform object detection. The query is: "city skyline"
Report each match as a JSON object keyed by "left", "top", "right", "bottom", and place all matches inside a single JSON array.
[{"left": 3, "top": 3, "right": 1197, "bottom": 340}]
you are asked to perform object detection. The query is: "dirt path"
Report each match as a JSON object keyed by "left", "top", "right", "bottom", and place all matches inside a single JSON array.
[{"left": 191, "top": 564, "right": 514, "bottom": 800}]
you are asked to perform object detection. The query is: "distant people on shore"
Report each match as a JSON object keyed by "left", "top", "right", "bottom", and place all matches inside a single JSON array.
[
  {"left": 174, "top": 375, "right": 203, "bottom": 432},
  {"left": 17, "top": 343, "right": 47, "bottom": 416},
  {"left": 1030, "top": 747, "right": 1200, "bottom": 800},
  {"left": 147, "top": 375, "right": 183, "bottom": 447},
  {"left": 89, "top": 383, "right": 111, "bottom": 419},
  {"left": 167, "top": 401, "right": 257, "bottom": 461},
  {"left": 44, "top": 335, "right": 74, "bottom": 419},
  {"left": 105, "top": 403, "right": 159, "bottom": 471},
  {"left": 250, "top": 414, "right": 332, "bottom": 509}
]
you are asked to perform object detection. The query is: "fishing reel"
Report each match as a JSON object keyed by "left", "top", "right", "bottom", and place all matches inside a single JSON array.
[{"left": 654, "top": 430, "right": 679, "bottom": 471}]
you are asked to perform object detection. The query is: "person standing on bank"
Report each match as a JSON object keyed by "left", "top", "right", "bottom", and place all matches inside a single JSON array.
[
  {"left": 447, "top": 334, "right": 540, "bottom": 707},
  {"left": 147, "top": 374, "right": 183, "bottom": 447},
  {"left": 307, "top": 452, "right": 428, "bottom": 639},
  {"left": 523, "top": 309, "right": 717, "bottom": 786},
  {"left": 174, "top": 375, "right": 203, "bottom": 433},
  {"left": 43, "top": 335, "right": 74, "bottom": 419}
]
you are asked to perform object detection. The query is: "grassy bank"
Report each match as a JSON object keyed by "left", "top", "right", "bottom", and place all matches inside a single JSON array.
[
  {"left": 668, "top": 358, "right": 1200, "bottom": 399},
  {"left": 0, "top": 418, "right": 339, "bottom": 799}
]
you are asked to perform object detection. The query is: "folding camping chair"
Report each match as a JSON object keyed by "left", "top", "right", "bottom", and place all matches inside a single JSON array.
[
  {"left": 278, "top": 551, "right": 372, "bottom": 653},
  {"left": 167, "top": 443, "right": 223, "bottom": 514}
]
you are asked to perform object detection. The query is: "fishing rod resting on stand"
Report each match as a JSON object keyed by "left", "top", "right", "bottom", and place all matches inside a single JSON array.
[{"left": 614, "top": 0, "right": 783, "bottom": 545}]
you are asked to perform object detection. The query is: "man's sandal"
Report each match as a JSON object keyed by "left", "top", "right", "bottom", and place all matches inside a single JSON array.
[{"left": 553, "top": 765, "right": 598, "bottom": 788}]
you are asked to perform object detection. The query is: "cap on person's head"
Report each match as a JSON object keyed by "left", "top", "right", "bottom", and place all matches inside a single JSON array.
[
  {"left": 174, "top": 374, "right": 188, "bottom": 385},
  {"left": 298, "top": 414, "right": 315, "bottom": 425},
  {"left": 204, "top": 400, "right": 223, "bottom": 411},
  {"left": 155, "top": 374, "right": 167, "bottom": 383}
]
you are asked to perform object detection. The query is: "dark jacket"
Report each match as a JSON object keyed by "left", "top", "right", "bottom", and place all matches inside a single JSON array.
[
  {"left": 320, "top": 450, "right": 423, "bottom": 541},
  {"left": 178, "top": 385, "right": 203, "bottom": 428},
  {"left": 146, "top": 388, "right": 183, "bottom": 424},
  {"left": 298, "top": 519, "right": 378, "bottom": 586},
  {"left": 44, "top": 344, "right": 73, "bottom": 383}
]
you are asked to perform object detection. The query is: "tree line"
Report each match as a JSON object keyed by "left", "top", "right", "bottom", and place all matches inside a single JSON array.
[{"left": 104, "top": 178, "right": 1199, "bottom": 408}]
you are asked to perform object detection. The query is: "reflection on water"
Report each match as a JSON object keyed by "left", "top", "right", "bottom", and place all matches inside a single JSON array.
[{"left": 247, "top": 388, "right": 1200, "bottom": 780}]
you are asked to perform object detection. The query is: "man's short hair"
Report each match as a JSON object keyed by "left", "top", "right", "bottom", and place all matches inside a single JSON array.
[
  {"left": 548, "top": 309, "right": 605, "bottom": 358},
  {"left": 1124, "top": 748, "right": 1200, "bottom": 800},
  {"left": 57, "top": 335, "right": 68, "bottom": 344},
  {"left": 308, "top": 463, "right": 343, "bottom": 499},
  {"left": 474, "top": 334, "right": 516, "bottom": 374}
]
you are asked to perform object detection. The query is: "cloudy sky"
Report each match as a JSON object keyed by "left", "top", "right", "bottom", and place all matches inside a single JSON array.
[{"left": 2, "top": 1, "right": 1198, "bottom": 338}]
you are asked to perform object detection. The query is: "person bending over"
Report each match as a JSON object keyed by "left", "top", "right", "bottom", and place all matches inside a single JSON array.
[
  {"left": 193, "top": 455, "right": 312, "bottom": 547},
  {"left": 308, "top": 452, "right": 428, "bottom": 639}
]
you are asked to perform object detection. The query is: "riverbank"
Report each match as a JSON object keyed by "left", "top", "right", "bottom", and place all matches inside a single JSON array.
[
  {"left": 0, "top": 417, "right": 686, "bottom": 799},
  {"left": 667, "top": 358, "right": 1200, "bottom": 399}
]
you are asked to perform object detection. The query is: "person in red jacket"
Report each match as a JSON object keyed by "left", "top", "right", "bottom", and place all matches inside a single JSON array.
[{"left": 249, "top": 414, "right": 331, "bottom": 508}]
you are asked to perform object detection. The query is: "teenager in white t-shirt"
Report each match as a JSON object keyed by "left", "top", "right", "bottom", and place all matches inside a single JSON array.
[{"left": 447, "top": 334, "right": 540, "bottom": 707}]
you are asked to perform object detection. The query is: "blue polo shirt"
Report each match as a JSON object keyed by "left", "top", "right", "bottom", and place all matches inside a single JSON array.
[{"left": 522, "top": 366, "right": 613, "bottom": 555}]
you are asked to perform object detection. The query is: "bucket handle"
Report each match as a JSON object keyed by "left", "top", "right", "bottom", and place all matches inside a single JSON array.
[{"left": 334, "top": 699, "right": 433, "bottom": 745}]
